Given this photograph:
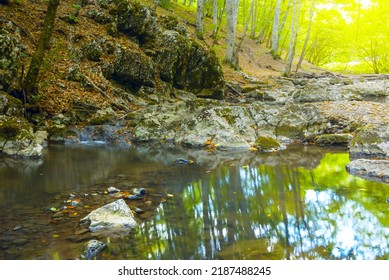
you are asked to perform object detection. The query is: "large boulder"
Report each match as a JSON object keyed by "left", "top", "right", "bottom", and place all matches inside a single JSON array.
[
  {"left": 80, "top": 199, "right": 138, "bottom": 233},
  {"left": 113, "top": 47, "right": 156, "bottom": 88},
  {"left": 154, "top": 30, "right": 224, "bottom": 99},
  {"left": 129, "top": 100, "right": 256, "bottom": 149},
  {"left": 115, "top": 0, "right": 160, "bottom": 44},
  {"left": 349, "top": 125, "right": 389, "bottom": 159}
]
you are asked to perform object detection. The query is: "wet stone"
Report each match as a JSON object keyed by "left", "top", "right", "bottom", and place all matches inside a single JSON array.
[
  {"left": 66, "top": 234, "right": 91, "bottom": 243},
  {"left": 75, "top": 228, "right": 90, "bottom": 235},
  {"left": 81, "top": 239, "right": 106, "bottom": 260},
  {"left": 126, "top": 195, "right": 142, "bottom": 200},
  {"left": 13, "top": 225, "right": 22, "bottom": 231},
  {"left": 53, "top": 212, "right": 64, "bottom": 218},
  {"left": 108, "top": 186, "right": 120, "bottom": 193},
  {"left": 134, "top": 207, "right": 144, "bottom": 214},
  {"left": 12, "top": 238, "right": 28, "bottom": 246},
  {"left": 5, "top": 249, "right": 21, "bottom": 259}
]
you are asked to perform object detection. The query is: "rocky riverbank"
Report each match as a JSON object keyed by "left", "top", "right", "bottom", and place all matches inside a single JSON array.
[{"left": 1, "top": 1, "right": 389, "bottom": 184}]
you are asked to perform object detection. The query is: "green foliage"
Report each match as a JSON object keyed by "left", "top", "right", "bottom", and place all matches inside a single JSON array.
[
  {"left": 171, "top": 0, "right": 388, "bottom": 73},
  {"left": 159, "top": 0, "right": 171, "bottom": 9}
]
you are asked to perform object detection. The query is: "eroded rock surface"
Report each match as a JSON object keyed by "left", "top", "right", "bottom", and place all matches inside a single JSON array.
[{"left": 346, "top": 159, "right": 389, "bottom": 185}]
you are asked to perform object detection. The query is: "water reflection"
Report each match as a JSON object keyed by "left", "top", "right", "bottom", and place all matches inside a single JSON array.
[
  {"left": 131, "top": 151, "right": 389, "bottom": 260},
  {"left": 1, "top": 144, "right": 389, "bottom": 259}
]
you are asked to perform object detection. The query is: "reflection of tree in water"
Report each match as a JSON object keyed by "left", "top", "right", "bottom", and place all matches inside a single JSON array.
[{"left": 129, "top": 153, "right": 389, "bottom": 260}]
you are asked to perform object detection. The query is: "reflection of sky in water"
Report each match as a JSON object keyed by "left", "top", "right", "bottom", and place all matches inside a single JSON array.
[{"left": 305, "top": 190, "right": 389, "bottom": 259}]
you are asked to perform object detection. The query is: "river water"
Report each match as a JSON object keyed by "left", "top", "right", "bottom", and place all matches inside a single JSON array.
[{"left": 1, "top": 143, "right": 389, "bottom": 260}]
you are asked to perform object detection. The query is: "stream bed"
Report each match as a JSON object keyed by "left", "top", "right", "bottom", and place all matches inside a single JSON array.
[{"left": 1, "top": 143, "right": 389, "bottom": 260}]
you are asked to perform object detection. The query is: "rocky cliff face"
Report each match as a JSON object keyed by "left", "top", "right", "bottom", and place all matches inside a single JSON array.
[{"left": 82, "top": 0, "right": 225, "bottom": 98}]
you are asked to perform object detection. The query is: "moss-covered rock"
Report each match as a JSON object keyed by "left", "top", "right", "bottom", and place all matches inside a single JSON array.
[
  {"left": 47, "top": 125, "right": 78, "bottom": 143},
  {"left": 115, "top": 0, "right": 160, "bottom": 44},
  {"left": 84, "top": 40, "right": 103, "bottom": 61},
  {"left": 0, "top": 91, "right": 24, "bottom": 116},
  {"left": 254, "top": 136, "right": 282, "bottom": 152},
  {"left": 113, "top": 47, "right": 156, "bottom": 88},
  {"left": 0, "top": 31, "right": 25, "bottom": 91},
  {"left": 154, "top": 31, "right": 224, "bottom": 99},
  {"left": 349, "top": 125, "right": 389, "bottom": 159},
  {"left": 315, "top": 133, "right": 353, "bottom": 146},
  {"left": 0, "top": 116, "right": 43, "bottom": 157},
  {"left": 88, "top": 107, "right": 117, "bottom": 125}
]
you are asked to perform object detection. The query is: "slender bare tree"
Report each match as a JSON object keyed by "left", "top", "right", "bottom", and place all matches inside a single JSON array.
[
  {"left": 225, "top": 0, "right": 240, "bottom": 68},
  {"left": 271, "top": 0, "right": 282, "bottom": 59},
  {"left": 295, "top": 0, "right": 316, "bottom": 74},
  {"left": 284, "top": 0, "right": 301, "bottom": 76},
  {"left": 196, "top": 0, "right": 205, "bottom": 39}
]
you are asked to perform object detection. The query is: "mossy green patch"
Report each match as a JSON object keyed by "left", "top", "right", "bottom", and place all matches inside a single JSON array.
[
  {"left": 315, "top": 134, "right": 353, "bottom": 146},
  {"left": 254, "top": 136, "right": 281, "bottom": 151},
  {"left": 215, "top": 107, "right": 239, "bottom": 125},
  {"left": 89, "top": 115, "right": 114, "bottom": 125},
  {"left": 276, "top": 124, "right": 304, "bottom": 139},
  {"left": 0, "top": 116, "right": 34, "bottom": 141},
  {"left": 351, "top": 129, "right": 382, "bottom": 146}
]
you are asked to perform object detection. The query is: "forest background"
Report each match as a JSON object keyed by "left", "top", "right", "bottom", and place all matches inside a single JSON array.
[{"left": 176, "top": 0, "right": 388, "bottom": 75}]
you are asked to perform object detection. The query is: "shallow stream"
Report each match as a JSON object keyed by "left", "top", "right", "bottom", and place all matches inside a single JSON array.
[{"left": 1, "top": 143, "right": 389, "bottom": 260}]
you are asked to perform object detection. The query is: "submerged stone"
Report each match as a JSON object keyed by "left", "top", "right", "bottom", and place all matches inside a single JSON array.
[{"left": 81, "top": 239, "right": 106, "bottom": 260}]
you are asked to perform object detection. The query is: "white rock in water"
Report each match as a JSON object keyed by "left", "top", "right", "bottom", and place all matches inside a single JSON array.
[
  {"left": 107, "top": 186, "right": 120, "bottom": 193},
  {"left": 80, "top": 199, "right": 138, "bottom": 232}
]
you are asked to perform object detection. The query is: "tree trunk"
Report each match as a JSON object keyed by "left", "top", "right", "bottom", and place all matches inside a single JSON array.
[
  {"left": 271, "top": 0, "right": 282, "bottom": 59},
  {"left": 284, "top": 0, "right": 300, "bottom": 76},
  {"left": 24, "top": 0, "right": 60, "bottom": 95},
  {"left": 234, "top": 0, "right": 255, "bottom": 69},
  {"left": 225, "top": 0, "right": 239, "bottom": 68},
  {"left": 196, "top": 0, "right": 204, "bottom": 39},
  {"left": 212, "top": 0, "right": 218, "bottom": 35},
  {"left": 250, "top": 1, "right": 257, "bottom": 38},
  {"left": 295, "top": 0, "right": 315, "bottom": 74},
  {"left": 212, "top": 0, "right": 226, "bottom": 44}
]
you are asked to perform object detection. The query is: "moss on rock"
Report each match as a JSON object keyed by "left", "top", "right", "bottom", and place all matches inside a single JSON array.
[
  {"left": 315, "top": 133, "right": 353, "bottom": 146},
  {"left": 254, "top": 136, "right": 281, "bottom": 151},
  {"left": 0, "top": 116, "right": 34, "bottom": 141}
]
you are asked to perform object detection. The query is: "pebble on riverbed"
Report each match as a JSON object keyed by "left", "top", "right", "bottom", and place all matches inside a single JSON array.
[{"left": 108, "top": 186, "right": 121, "bottom": 193}]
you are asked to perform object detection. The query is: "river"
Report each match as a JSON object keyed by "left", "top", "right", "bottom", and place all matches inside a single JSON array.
[{"left": 1, "top": 143, "right": 388, "bottom": 260}]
